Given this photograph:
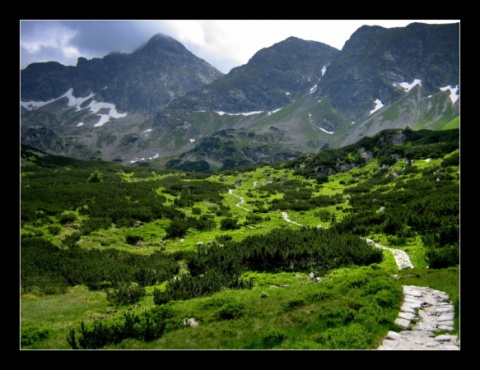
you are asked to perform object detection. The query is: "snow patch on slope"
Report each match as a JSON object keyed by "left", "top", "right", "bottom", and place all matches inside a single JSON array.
[
  {"left": 21, "top": 89, "right": 127, "bottom": 127},
  {"left": 268, "top": 108, "right": 281, "bottom": 115},
  {"left": 87, "top": 100, "right": 127, "bottom": 127},
  {"left": 312, "top": 124, "right": 334, "bottom": 134},
  {"left": 64, "top": 88, "right": 94, "bottom": 110},
  {"left": 440, "top": 85, "right": 459, "bottom": 105},
  {"left": 215, "top": 110, "right": 263, "bottom": 116},
  {"left": 395, "top": 79, "right": 422, "bottom": 92},
  {"left": 215, "top": 107, "right": 282, "bottom": 117},
  {"left": 21, "top": 96, "right": 60, "bottom": 110},
  {"left": 319, "top": 127, "right": 334, "bottom": 134},
  {"left": 369, "top": 99, "right": 384, "bottom": 115}
]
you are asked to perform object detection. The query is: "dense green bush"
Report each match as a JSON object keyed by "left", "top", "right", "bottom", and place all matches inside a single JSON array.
[
  {"left": 87, "top": 170, "right": 103, "bottom": 183},
  {"left": 153, "top": 271, "right": 253, "bottom": 305},
  {"left": 126, "top": 234, "right": 144, "bottom": 245},
  {"left": 216, "top": 303, "right": 245, "bottom": 320},
  {"left": 165, "top": 219, "right": 189, "bottom": 238},
  {"left": 283, "top": 298, "right": 306, "bottom": 312},
  {"left": 189, "top": 215, "right": 216, "bottom": 231},
  {"left": 80, "top": 217, "right": 112, "bottom": 235},
  {"left": 245, "top": 213, "right": 263, "bottom": 224},
  {"left": 21, "top": 238, "right": 179, "bottom": 295},
  {"left": 106, "top": 283, "right": 146, "bottom": 306},
  {"left": 262, "top": 329, "right": 287, "bottom": 348},
  {"left": 59, "top": 212, "right": 76, "bottom": 224},
  {"left": 21, "top": 237, "right": 70, "bottom": 295},
  {"left": 21, "top": 327, "right": 50, "bottom": 346},
  {"left": 285, "top": 128, "right": 458, "bottom": 182},
  {"left": 47, "top": 224, "right": 62, "bottom": 235},
  {"left": 426, "top": 245, "right": 459, "bottom": 269},
  {"left": 68, "top": 311, "right": 167, "bottom": 349},
  {"left": 220, "top": 218, "right": 239, "bottom": 230},
  {"left": 21, "top": 158, "right": 169, "bottom": 226},
  {"left": 153, "top": 227, "right": 383, "bottom": 305},
  {"left": 441, "top": 152, "right": 459, "bottom": 167},
  {"left": 314, "top": 210, "right": 333, "bottom": 222},
  {"left": 215, "top": 234, "right": 232, "bottom": 244}
]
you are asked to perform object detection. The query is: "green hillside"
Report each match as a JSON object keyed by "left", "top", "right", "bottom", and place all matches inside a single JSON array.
[{"left": 20, "top": 128, "right": 459, "bottom": 349}]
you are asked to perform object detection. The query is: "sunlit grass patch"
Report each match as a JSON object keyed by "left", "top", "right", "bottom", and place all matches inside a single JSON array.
[
  {"left": 241, "top": 271, "right": 308, "bottom": 287},
  {"left": 21, "top": 285, "right": 110, "bottom": 349}
]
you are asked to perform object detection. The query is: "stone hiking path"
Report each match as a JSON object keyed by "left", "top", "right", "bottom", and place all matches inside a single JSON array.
[
  {"left": 364, "top": 238, "right": 460, "bottom": 350},
  {"left": 228, "top": 189, "right": 459, "bottom": 350}
]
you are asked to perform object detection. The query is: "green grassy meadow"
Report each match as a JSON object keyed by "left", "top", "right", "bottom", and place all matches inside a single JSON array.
[{"left": 20, "top": 128, "right": 460, "bottom": 350}]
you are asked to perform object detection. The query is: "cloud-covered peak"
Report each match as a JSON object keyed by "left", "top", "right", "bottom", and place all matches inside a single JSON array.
[{"left": 134, "top": 32, "right": 189, "bottom": 55}]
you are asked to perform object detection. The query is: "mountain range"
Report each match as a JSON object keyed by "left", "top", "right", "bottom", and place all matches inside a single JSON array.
[{"left": 20, "top": 22, "right": 459, "bottom": 172}]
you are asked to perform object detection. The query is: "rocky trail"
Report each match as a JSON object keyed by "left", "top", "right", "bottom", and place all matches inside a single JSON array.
[
  {"left": 228, "top": 189, "right": 250, "bottom": 212},
  {"left": 281, "top": 211, "right": 303, "bottom": 226},
  {"left": 228, "top": 189, "right": 459, "bottom": 350},
  {"left": 377, "top": 285, "right": 459, "bottom": 350},
  {"left": 364, "top": 239, "right": 459, "bottom": 350}
]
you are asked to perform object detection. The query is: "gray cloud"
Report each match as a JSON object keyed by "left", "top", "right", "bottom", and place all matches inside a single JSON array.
[
  {"left": 20, "top": 20, "right": 173, "bottom": 69},
  {"left": 20, "top": 20, "right": 238, "bottom": 73},
  {"left": 181, "top": 41, "right": 238, "bottom": 74},
  {"left": 20, "top": 20, "right": 457, "bottom": 74},
  {"left": 67, "top": 20, "right": 164, "bottom": 54}
]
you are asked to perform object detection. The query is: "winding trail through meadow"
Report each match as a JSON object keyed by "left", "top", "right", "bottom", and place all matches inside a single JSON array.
[
  {"left": 228, "top": 188, "right": 459, "bottom": 349},
  {"left": 228, "top": 189, "right": 250, "bottom": 212}
]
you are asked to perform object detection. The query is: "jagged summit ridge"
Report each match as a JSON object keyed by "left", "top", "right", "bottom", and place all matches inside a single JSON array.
[
  {"left": 21, "top": 33, "right": 223, "bottom": 115},
  {"left": 134, "top": 33, "right": 192, "bottom": 56},
  {"left": 21, "top": 22, "right": 459, "bottom": 171}
]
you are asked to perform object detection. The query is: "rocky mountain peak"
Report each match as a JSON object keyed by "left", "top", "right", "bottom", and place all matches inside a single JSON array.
[
  {"left": 134, "top": 33, "right": 189, "bottom": 56},
  {"left": 318, "top": 22, "right": 459, "bottom": 120},
  {"left": 21, "top": 23, "right": 459, "bottom": 171},
  {"left": 21, "top": 32, "right": 223, "bottom": 115},
  {"left": 248, "top": 36, "right": 338, "bottom": 67},
  {"left": 167, "top": 36, "right": 339, "bottom": 113}
]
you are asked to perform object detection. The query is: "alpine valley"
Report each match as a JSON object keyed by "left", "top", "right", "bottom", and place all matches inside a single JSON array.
[
  {"left": 20, "top": 21, "right": 460, "bottom": 350},
  {"left": 20, "top": 22, "right": 459, "bottom": 172}
]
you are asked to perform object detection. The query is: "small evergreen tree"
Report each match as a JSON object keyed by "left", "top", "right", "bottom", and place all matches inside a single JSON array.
[
  {"left": 165, "top": 219, "right": 189, "bottom": 238},
  {"left": 87, "top": 170, "right": 103, "bottom": 183},
  {"left": 220, "top": 218, "right": 239, "bottom": 230}
]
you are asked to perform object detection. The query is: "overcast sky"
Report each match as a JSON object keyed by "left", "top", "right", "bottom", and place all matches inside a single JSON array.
[{"left": 20, "top": 20, "right": 459, "bottom": 74}]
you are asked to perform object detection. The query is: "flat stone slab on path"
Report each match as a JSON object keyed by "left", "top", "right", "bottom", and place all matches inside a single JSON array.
[
  {"left": 378, "top": 286, "right": 459, "bottom": 350},
  {"left": 378, "top": 331, "right": 459, "bottom": 350}
]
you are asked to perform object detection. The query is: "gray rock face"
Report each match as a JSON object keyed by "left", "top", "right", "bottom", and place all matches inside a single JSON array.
[
  {"left": 169, "top": 36, "right": 339, "bottom": 113},
  {"left": 318, "top": 22, "right": 459, "bottom": 121},
  {"left": 21, "top": 33, "right": 223, "bottom": 115}
]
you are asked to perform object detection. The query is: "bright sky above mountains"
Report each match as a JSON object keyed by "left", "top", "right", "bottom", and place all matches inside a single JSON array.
[{"left": 20, "top": 19, "right": 459, "bottom": 74}]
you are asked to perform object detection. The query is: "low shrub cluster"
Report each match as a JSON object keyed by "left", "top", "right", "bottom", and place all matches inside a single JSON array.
[
  {"left": 67, "top": 310, "right": 171, "bottom": 349},
  {"left": 153, "top": 227, "right": 382, "bottom": 305},
  {"left": 21, "top": 237, "right": 179, "bottom": 295}
]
